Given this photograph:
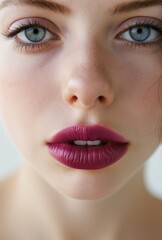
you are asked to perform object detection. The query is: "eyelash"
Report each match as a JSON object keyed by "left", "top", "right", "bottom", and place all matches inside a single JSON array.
[
  {"left": 1, "top": 17, "right": 162, "bottom": 53},
  {"left": 2, "top": 19, "right": 61, "bottom": 53},
  {"left": 116, "top": 17, "right": 162, "bottom": 50}
]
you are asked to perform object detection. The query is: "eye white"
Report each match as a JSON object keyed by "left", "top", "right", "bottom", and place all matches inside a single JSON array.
[
  {"left": 17, "top": 27, "right": 53, "bottom": 43},
  {"left": 121, "top": 27, "right": 159, "bottom": 42}
]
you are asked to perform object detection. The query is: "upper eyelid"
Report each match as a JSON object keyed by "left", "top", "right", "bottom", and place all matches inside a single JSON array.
[
  {"left": 3, "top": 16, "right": 162, "bottom": 40},
  {"left": 7, "top": 17, "right": 61, "bottom": 34},
  {"left": 116, "top": 16, "right": 162, "bottom": 33}
]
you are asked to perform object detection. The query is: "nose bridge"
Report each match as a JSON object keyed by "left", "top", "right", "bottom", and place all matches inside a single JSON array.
[
  {"left": 62, "top": 39, "right": 114, "bottom": 109},
  {"left": 71, "top": 42, "right": 105, "bottom": 86},
  {"left": 75, "top": 41, "right": 105, "bottom": 79},
  {"left": 73, "top": 38, "right": 106, "bottom": 76}
]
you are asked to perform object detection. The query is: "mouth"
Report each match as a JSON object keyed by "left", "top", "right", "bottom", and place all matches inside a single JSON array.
[{"left": 46, "top": 125, "right": 129, "bottom": 170}]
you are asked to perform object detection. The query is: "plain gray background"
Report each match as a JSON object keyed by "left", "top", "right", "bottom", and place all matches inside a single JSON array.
[{"left": 0, "top": 122, "right": 162, "bottom": 200}]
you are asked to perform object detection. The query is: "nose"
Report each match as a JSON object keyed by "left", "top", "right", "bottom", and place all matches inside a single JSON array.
[{"left": 62, "top": 42, "right": 114, "bottom": 110}]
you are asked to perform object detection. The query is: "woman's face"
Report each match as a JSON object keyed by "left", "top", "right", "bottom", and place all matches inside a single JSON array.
[{"left": 0, "top": 0, "right": 162, "bottom": 200}]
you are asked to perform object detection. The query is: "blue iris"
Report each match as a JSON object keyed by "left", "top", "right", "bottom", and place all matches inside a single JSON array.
[
  {"left": 129, "top": 26, "right": 150, "bottom": 41},
  {"left": 25, "top": 27, "right": 46, "bottom": 42}
]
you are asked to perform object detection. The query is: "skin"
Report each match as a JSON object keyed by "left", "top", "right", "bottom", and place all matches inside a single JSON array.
[{"left": 0, "top": 0, "right": 162, "bottom": 239}]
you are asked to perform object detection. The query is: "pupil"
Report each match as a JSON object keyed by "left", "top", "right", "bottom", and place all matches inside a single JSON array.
[
  {"left": 25, "top": 27, "right": 46, "bottom": 42},
  {"left": 137, "top": 28, "right": 143, "bottom": 34},
  {"left": 130, "top": 26, "right": 150, "bottom": 41},
  {"left": 33, "top": 28, "right": 39, "bottom": 34}
]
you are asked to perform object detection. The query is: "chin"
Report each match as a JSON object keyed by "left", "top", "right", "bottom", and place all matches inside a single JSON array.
[
  {"left": 57, "top": 184, "right": 124, "bottom": 201},
  {"left": 54, "top": 175, "right": 127, "bottom": 201},
  {"left": 60, "top": 190, "right": 114, "bottom": 201}
]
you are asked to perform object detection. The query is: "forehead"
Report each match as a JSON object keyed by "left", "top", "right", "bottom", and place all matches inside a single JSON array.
[{"left": 1, "top": 0, "right": 162, "bottom": 15}]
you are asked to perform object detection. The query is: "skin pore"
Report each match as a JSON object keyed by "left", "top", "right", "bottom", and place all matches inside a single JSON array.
[{"left": 0, "top": 0, "right": 162, "bottom": 239}]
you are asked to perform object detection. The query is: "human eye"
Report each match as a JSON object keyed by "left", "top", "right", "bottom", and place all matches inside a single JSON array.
[
  {"left": 1, "top": 18, "right": 62, "bottom": 54},
  {"left": 116, "top": 17, "right": 162, "bottom": 51}
]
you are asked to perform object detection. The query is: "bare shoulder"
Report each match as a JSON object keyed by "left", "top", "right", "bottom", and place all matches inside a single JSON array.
[
  {"left": 0, "top": 172, "right": 19, "bottom": 206},
  {"left": 0, "top": 174, "right": 13, "bottom": 213},
  {"left": 0, "top": 173, "right": 19, "bottom": 239}
]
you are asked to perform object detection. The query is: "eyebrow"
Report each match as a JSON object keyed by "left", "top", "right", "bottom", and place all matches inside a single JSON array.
[
  {"left": 0, "top": 0, "right": 71, "bottom": 14},
  {"left": 111, "top": 0, "right": 162, "bottom": 14},
  {"left": 0, "top": 0, "right": 162, "bottom": 15}
]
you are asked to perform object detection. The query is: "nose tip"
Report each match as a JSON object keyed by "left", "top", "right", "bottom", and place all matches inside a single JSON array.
[
  {"left": 62, "top": 40, "right": 115, "bottom": 110},
  {"left": 63, "top": 78, "right": 114, "bottom": 109}
]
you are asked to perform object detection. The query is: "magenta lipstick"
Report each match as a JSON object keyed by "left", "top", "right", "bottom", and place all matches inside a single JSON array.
[{"left": 46, "top": 125, "right": 129, "bottom": 170}]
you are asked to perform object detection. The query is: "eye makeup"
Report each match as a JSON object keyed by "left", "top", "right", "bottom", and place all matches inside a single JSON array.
[
  {"left": 116, "top": 16, "right": 162, "bottom": 51},
  {"left": 1, "top": 17, "right": 62, "bottom": 53},
  {"left": 1, "top": 16, "right": 162, "bottom": 54}
]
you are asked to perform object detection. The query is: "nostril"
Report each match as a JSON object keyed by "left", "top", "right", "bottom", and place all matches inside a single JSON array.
[
  {"left": 98, "top": 96, "right": 106, "bottom": 103},
  {"left": 70, "top": 95, "right": 78, "bottom": 104}
]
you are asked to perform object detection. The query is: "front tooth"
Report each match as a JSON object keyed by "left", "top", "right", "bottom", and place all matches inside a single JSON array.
[
  {"left": 87, "top": 140, "right": 101, "bottom": 146},
  {"left": 74, "top": 140, "right": 87, "bottom": 146}
]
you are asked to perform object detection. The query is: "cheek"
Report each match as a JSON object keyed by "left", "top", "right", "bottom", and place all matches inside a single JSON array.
[
  {"left": 0, "top": 60, "right": 36, "bottom": 111},
  {"left": 0, "top": 53, "right": 60, "bottom": 149},
  {"left": 111, "top": 51, "right": 162, "bottom": 139}
]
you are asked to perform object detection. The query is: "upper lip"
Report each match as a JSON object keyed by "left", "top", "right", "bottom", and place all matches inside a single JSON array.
[{"left": 47, "top": 125, "right": 129, "bottom": 145}]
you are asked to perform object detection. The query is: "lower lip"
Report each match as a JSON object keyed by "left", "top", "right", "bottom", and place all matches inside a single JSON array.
[{"left": 47, "top": 142, "right": 129, "bottom": 170}]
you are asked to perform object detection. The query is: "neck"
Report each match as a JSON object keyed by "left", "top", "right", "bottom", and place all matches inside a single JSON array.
[{"left": 10, "top": 161, "right": 153, "bottom": 240}]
